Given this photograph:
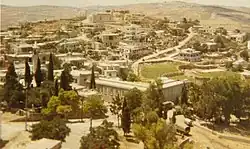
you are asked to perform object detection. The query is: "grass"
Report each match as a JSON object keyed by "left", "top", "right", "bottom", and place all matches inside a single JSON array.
[
  {"left": 199, "top": 71, "right": 239, "bottom": 78},
  {"left": 141, "top": 62, "right": 180, "bottom": 79},
  {"left": 169, "top": 75, "right": 195, "bottom": 82}
]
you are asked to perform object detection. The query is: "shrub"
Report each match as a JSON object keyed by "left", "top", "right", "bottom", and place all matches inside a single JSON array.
[{"left": 30, "top": 118, "right": 70, "bottom": 141}]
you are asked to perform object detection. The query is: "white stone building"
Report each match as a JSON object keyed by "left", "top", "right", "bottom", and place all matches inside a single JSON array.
[{"left": 88, "top": 12, "right": 113, "bottom": 23}]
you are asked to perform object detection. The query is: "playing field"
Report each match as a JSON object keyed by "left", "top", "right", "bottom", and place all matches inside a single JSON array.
[{"left": 141, "top": 62, "right": 180, "bottom": 79}]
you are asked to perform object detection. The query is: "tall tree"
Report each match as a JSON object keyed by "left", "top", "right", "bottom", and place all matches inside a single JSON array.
[
  {"left": 83, "top": 95, "right": 108, "bottom": 130},
  {"left": 60, "top": 70, "right": 71, "bottom": 91},
  {"left": 80, "top": 120, "right": 120, "bottom": 149},
  {"left": 181, "top": 83, "right": 188, "bottom": 105},
  {"left": 89, "top": 65, "right": 96, "bottom": 89},
  {"left": 4, "top": 62, "right": 24, "bottom": 108},
  {"left": 24, "top": 59, "right": 32, "bottom": 88},
  {"left": 48, "top": 53, "right": 54, "bottom": 81},
  {"left": 110, "top": 95, "right": 123, "bottom": 127},
  {"left": 54, "top": 79, "right": 59, "bottom": 96},
  {"left": 121, "top": 99, "right": 131, "bottom": 136},
  {"left": 34, "top": 57, "right": 43, "bottom": 87}
]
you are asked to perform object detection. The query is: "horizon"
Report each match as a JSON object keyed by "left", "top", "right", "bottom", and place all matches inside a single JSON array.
[{"left": 1, "top": 0, "right": 250, "bottom": 8}]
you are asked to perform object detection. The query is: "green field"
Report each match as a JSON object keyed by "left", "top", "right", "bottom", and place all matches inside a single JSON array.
[
  {"left": 199, "top": 71, "right": 239, "bottom": 78},
  {"left": 141, "top": 62, "right": 180, "bottom": 79}
]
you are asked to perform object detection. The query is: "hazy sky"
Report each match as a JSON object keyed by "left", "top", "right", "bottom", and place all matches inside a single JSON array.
[{"left": 1, "top": 0, "right": 250, "bottom": 7}]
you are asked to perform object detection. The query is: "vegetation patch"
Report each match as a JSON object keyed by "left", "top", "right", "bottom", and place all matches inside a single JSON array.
[
  {"left": 141, "top": 62, "right": 181, "bottom": 79},
  {"left": 199, "top": 71, "right": 239, "bottom": 78}
]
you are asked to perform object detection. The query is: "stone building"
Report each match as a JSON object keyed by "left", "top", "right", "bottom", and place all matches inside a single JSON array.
[
  {"left": 80, "top": 76, "right": 185, "bottom": 102},
  {"left": 88, "top": 12, "right": 114, "bottom": 23}
]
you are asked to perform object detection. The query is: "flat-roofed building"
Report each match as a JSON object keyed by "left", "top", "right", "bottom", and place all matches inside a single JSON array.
[
  {"left": 101, "top": 33, "right": 120, "bottom": 47},
  {"left": 88, "top": 12, "right": 114, "bottom": 23},
  {"left": 179, "top": 48, "right": 201, "bottom": 62},
  {"left": 81, "top": 77, "right": 184, "bottom": 102}
]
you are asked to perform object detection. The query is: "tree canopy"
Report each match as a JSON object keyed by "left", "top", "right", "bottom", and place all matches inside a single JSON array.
[
  {"left": 31, "top": 118, "right": 70, "bottom": 141},
  {"left": 80, "top": 120, "right": 120, "bottom": 149}
]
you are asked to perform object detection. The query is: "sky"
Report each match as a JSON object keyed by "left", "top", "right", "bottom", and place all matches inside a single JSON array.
[{"left": 1, "top": 0, "right": 250, "bottom": 7}]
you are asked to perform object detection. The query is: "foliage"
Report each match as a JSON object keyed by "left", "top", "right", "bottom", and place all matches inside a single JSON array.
[
  {"left": 214, "top": 35, "right": 225, "bottom": 48},
  {"left": 188, "top": 75, "right": 250, "bottom": 124},
  {"left": 34, "top": 57, "right": 43, "bottom": 87},
  {"left": 54, "top": 79, "right": 59, "bottom": 96},
  {"left": 121, "top": 99, "right": 131, "bottom": 135},
  {"left": 42, "top": 89, "right": 79, "bottom": 119},
  {"left": 225, "top": 61, "right": 233, "bottom": 70},
  {"left": 119, "top": 67, "right": 129, "bottom": 81},
  {"left": 3, "top": 62, "right": 24, "bottom": 108},
  {"left": 80, "top": 120, "right": 120, "bottom": 149},
  {"left": 181, "top": 83, "right": 188, "bottom": 105},
  {"left": 133, "top": 119, "right": 177, "bottom": 149},
  {"left": 124, "top": 88, "right": 144, "bottom": 117},
  {"left": 110, "top": 95, "right": 123, "bottom": 127},
  {"left": 145, "top": 80, "right": 164, "bottom": 117},
  {"left": 83, "top": 95, "right": 107, "bottom": 129},
  {"left": 215, "top": 27, "right": 227, "bottom": 35},
  {"left": 60, "top": 70, "right": 72, "bottom": 91},
  {"left": 240, "top": 50, "right": 249, "bottom": 61},
  {"left": 30, "top": 118, "right": 70, "bottom": 141},
  {"left": 24, "top": 59, "right": 32, "bottom": 88},
  {"left": 48, "top": 53, "right": 54, "bottom": 81},
  {"left": 89, "top": 65, "right": 96, "bottom": 89},
  {"left": 127, "top": 72, "right": 140, "bottom": 82}
]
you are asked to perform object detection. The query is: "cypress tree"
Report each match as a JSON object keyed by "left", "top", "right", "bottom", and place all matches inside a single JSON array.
[
  {"left": 4, "top": 62, "right": 24, "bottom": 107},
  {"left": 181, "top": 83, "right": 188, "bottom": 105},
  {"left": 35, "top": 57, "right": 43, "bottom": 87},
  {"left": 89, "top": 65, "right": 96, "bottom": 89},
  {"left": 24, "top": 59, "right": 32, "bottom": 88},
  {"left": 54, "top": 79, "right": 59, "bottom": 96},
  {"left": 48, "top": 53, "right": 54, "bottom": 81},
  {"left": 60, "top": 70, "right": 69, "bottom": 91},
  {"left": 121, "top": 99, "right": 131, "bottom": 136}
]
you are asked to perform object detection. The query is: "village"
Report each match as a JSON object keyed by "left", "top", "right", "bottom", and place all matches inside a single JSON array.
[{"left": 1, "top": 7, "right": 250, "bottom": 149}]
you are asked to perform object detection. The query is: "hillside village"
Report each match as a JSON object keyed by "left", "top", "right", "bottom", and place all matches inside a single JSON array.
[{"left": 1, "top": 6, "right": 250, "bottom": 149}]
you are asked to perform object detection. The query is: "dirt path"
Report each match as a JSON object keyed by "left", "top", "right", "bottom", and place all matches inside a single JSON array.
[{"left": 191, "top": 125, "right": 250, "bottom": 149}]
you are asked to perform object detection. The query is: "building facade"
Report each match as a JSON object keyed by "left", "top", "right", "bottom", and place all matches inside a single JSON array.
[{"left": 88, "top": 12, "right": 114, "bottom": 23}]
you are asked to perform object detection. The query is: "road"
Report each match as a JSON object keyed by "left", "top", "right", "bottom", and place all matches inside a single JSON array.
[{"left": 131, "top": 28, "right": 197, "bottom": 75}]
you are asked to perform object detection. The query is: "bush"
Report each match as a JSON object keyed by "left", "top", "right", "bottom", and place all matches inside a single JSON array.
[
  {"left": 80, "top": 120, "right": 120, "bottom": 149},
  {"left": 30, "top": 118, "right": 70, "bottom": 141}
]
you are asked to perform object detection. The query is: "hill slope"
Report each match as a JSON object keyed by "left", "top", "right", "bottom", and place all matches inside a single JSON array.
[
  {"left": 0, "top": 5, "right": 85, "bottom": 29},
  {"left": 1, "top": 2, "right": 250, "bottom": 31}
]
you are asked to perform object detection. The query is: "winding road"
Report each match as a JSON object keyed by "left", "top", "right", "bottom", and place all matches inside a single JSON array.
[{"left": 131, "top": 28, "right": 197, "bottom": 75}]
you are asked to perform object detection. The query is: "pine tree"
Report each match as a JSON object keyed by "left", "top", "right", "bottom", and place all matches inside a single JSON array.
[
  {"left": 48, "top": 53, "right": 54, "bottom": 81},
  {"left": 121, "top": 99, "right": 131, "bottom": 136},
  {"left": 35, "top": 57, "right": 43, "bottom": 87},
  {"left": 54, "top": 79, "right": 59, "bottom": 96},
  {"left": 24, "top": 59, "right": 32, "bottom": 88},
  {"left": 89, "top": 65, "right": 96, "bottom": 89}
]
